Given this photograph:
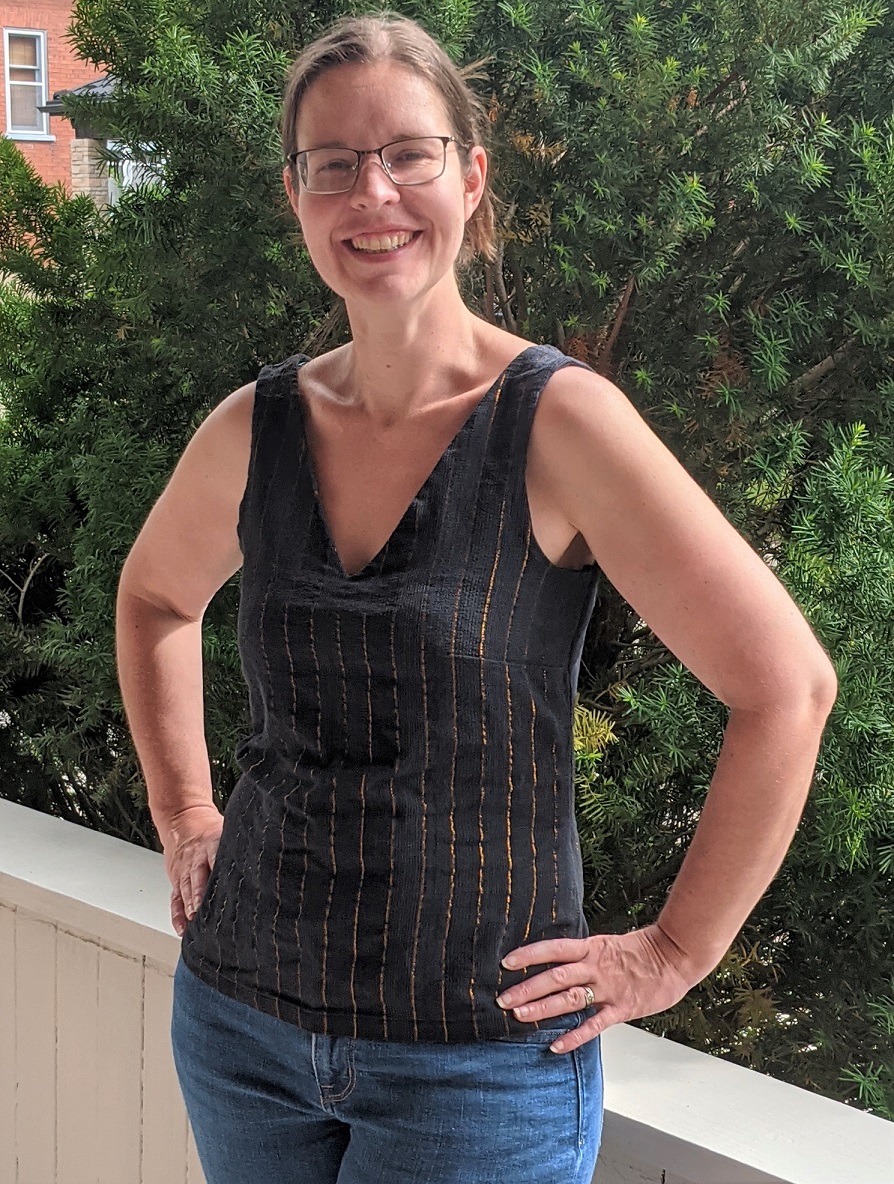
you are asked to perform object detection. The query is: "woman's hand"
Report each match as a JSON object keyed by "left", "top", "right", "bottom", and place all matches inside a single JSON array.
[
  {"left": 162, "top": 804, "right": 225, "bottom": 937},
  {"left": 495, "top": 924, "right": 697, "bottom": 1053}
]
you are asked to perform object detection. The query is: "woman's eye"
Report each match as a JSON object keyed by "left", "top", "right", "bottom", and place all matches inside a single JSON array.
[{"left": 321, "top": 159, "right": 351, "bottom": 172}]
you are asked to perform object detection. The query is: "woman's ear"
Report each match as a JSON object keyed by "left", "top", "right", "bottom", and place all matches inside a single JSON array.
[
  {"left": 463, "top": 145, "right": 488, "bottom": 222},
  {"left": 283, "top": 166, "right": 301, "bottom": 221}
]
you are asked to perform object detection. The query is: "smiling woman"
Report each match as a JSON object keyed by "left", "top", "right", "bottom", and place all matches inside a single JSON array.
[{"left": 114, "top": 9, "right": 838, "bottom": 1184}]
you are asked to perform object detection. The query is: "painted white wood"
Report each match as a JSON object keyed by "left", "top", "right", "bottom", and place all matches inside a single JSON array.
[
  {"left": 0, "top": 801, "right": 174, "bottom": 966},
  {"left": 186, "top": 1128, "right": 206, "bottom": 1184},
  {"left": 15, "top": 912, "right": 57, "bottom": 1184},
  {"left": 96, "top": 947, "right": 144, "bottom": 1184},
  {"left": 599, "top": 1022, "right": 891, "bottom": 1183},
  {"left": 594, "top": 1137, "right": 698, "bottom": 1184},
  {"left": 56, "top": 930, "right": 100, "bottom": 1184},
  {"left": 0, "top": 905, "right": 17, "bottom": 1184},
  {"left": 0, "top": 797, "right": 891, "bottom": 1184},
  {"left": 143, "top": 965, "right": 191, "bottom": 1184}
]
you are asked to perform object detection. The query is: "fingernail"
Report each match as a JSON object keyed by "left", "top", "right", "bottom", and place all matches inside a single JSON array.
[{"left": 550, "top": 1041, "right": 565, "bottom": 1053}]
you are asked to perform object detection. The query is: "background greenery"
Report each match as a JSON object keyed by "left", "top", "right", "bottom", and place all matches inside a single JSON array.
[{"left": 1, "top": 0, "right": 892, "bottom": 1116}]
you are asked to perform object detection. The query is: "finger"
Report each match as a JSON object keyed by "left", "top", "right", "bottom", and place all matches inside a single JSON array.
[
  {"left": 502, "top": 937, "right": 590, "bottom": 969},
  {"left": 510, "top": 983, "right": 600, "bottom": 1021},
  {"left": 498, "top": 958, "right": 588, "bottom": 1010},
  {"left": 549, "top": 1007, "right": 621, "bottom": 1054},
  {"left": 171, "top": 893, "right": 187, "bottom": 937},
  {"left": 180, "top": 872, "right": 198, "bottom": 918},
  {"left": 188, "top": 865, "right": 208, "bottom": 916}
]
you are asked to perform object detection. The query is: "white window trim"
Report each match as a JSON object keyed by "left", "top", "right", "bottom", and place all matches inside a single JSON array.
[
  {"left": 104, "top": 138, "right": 167, "bottom": 203},
  {"left": 4, "top": 28, "right": 54, "bottom": 140}
]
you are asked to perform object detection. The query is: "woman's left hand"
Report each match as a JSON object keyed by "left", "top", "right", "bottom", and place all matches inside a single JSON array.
[{"left": 495, "top": 923, "right": 699, "bottom": 1053}]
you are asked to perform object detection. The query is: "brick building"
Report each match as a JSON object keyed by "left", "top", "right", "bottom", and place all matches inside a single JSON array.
[{"left": 2, "top": 0, "right": 107, "bottom": 195}]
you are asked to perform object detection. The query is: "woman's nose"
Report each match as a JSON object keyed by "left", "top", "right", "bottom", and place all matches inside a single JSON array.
[{"left": 350, "top": 154, "right": 400, "bottom": 203}]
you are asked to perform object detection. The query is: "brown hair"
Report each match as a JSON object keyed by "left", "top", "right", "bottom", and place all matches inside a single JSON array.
[{"left": 280, "top": 10, "right": 498, "bottom": 269}]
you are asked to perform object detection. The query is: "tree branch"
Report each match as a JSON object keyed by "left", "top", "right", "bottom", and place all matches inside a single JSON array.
[
  {"left": 593, "top": 274, "right": 636, "bottom": 371},
  {"left": 0, "top": 553, "right": 48, "bottom": 628},
  {"left": 784, "top": 338, "right": 856, "bottom": 397},
  {"left": 491, "top": 240, "right": 516, "bottom": 333},
  {"left": 300, "top": 299, "right": 347, "bottom": 357},
  {"left": 505, "top": 241, "right": 527, "bottom": 327}
]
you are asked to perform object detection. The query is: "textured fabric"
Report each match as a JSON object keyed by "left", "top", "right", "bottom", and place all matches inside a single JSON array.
[
  {"left": 171, "top": 956, "right": 604, "bottom": 1184},
  {"left": 180, "top": 342, "right": 604, "bottom": 1042}
]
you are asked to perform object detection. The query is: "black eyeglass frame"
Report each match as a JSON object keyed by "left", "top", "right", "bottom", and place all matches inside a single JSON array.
[{"left": 285, "top": 135, "right": 467, "bottom": 193}]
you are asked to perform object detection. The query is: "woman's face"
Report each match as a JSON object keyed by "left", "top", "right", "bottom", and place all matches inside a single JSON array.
[{"left": 283, "top": 61, "right": 487, "bottom": 307}]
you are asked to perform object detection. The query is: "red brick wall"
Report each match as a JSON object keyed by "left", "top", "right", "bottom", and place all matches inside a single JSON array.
[{"left": 2, "top": 0, "right": 106, "bottom": 191}]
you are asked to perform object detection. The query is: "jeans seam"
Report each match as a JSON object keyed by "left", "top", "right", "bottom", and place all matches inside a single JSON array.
[
  {"left": 571, "top": 1044, "right": 585, "bottom": 1163},
  {"left": 322, "top": 1042, "right": 356, "bottom": 1103},
  {"left": 310, "top": 1032, "right": 327, "bottom": 1109}
]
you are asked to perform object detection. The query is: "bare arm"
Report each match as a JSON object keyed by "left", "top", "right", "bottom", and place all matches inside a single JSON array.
[
  {"left": 115, "top": 381, "right": 255, "bottom": 851},
  {"left": 529, "top": 367, "right": 838, "bottom": 978}
]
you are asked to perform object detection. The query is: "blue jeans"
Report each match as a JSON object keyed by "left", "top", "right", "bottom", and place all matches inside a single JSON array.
[{"left": 171, "top": 957, "right": 604, "bottom": 1183}]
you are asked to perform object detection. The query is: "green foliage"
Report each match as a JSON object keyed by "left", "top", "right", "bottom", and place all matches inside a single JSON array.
[
  {"left": 580, "top": 422, "right": 894, "bottom": 1114},
  {"left": 2, "top": 0, "right": 893, "bottom": 1118},
  {"left": 0, "top": 2, "right": 327, "bottom": 840}
]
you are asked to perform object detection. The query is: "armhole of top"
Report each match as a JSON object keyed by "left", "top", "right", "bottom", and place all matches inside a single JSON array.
[
  {"left": 236, "top": 353, "right": 309, "bottom": 553},
  {"left": 520, "top": 346, "right": 603, "bottom": 579}
]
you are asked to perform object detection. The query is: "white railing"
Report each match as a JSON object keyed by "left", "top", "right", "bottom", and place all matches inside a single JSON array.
[{"left": 0, "top": 796, "right": 891, "bottom": 1184}]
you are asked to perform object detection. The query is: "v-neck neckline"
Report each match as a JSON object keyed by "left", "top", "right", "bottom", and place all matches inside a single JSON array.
[{"left": 294, "top": 345, "right": 538, "bottom": 581}]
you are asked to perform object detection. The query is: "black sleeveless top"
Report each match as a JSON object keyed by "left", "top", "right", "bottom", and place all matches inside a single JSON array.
[{"left": 180, "top": 343, "right": 604, "bottom": 1042}]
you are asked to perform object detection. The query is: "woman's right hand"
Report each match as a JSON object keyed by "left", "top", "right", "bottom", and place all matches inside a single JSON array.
[{"left": 162, "top": 804, "right": 225, "bottom": 937}]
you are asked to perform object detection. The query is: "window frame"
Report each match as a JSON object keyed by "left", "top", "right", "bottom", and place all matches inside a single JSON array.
[{"left": 4, "top": 28, "right": 54, "bottom": 141}]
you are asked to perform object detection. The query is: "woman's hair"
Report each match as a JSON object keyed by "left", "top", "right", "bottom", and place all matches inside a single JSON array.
[{"left": 281, "top": 10, "right": 499, "bottom": 269}]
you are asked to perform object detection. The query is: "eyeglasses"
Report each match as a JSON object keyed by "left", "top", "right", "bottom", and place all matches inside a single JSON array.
[{"left": 286, "top": 135, "right": 464, "bottom": 194}]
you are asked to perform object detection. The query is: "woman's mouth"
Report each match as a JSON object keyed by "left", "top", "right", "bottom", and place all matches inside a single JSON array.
[{"left": 344, "top": 230, "right": 422, "bottom": 257}]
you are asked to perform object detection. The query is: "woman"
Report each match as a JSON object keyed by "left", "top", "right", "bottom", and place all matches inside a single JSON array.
[{"left": 115, "top": 11, "right": 838, "bottom": 1184}]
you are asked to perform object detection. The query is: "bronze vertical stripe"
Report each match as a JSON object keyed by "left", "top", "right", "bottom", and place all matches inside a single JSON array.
[
  {"left": 251, "top": 774, "right": 286, "bottom": 1011},
  {"left": 468, "top": 376, "right": 508, "bottom": 1036},
  {"left": 294, "top": 775, "right": 314, "bottom": 1009},
  {"left": 550, "top": 736, "right": 559, "bottom": 926},
  {"left": 440, "top": 493, "right": 480, "bottom": 1038},
  {"left": 231, "top": 563, "right": 277, "bottom": 1005},
  {"left": 319, "top": 603, "right": 350, "bottom": 1030},
  {"left": 349, "top": 770, "right": 367, "bottom": 1040},
  {"left": 409, "top": 582, "right": 429, "bottom": 1040},
  {"left": 272, "top": 597, "right": 300, "bottom": 1006},
  {"left": 308, "top": 605, "right": 322, "bottom": 757},
  {"left": 503, "top": 529, "right": 532, "bottom": 935},
  {"left": 293, "top": 559, "right": 328, "bottom": 1013},
  {"left": 210, "top": 747, "right": 265, "bottom": 989},
  {"left": 272, "top": 763, "right": 301, "bottom": 1009},
  {"left": 319, "top": 770, "right": 338, "bottom": 1031},
  {"left": 524, "top": 687, "right": 539, "bottom": 944},
  {"left": 378, "top": 608, "right": 400, "bottom": 1041},
  {"left": 361, "top": 614, "right": 372, "bottom": 764}
]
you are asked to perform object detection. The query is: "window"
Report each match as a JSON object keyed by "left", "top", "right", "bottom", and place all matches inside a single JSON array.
[
  {"left": 4, "top": 29, "right": 50, "bottom": 137},
  {"left": 105, "top": 140, "right": 167, "bottom": 204}
]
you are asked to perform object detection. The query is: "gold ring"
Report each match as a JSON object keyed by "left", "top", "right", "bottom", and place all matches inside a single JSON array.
[{"left": 583, "top": 984, "right": 595, "bottom": 1008}]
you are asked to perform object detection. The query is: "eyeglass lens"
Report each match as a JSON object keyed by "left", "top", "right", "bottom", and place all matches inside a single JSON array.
[{"left": 300, "top": 137, "right": 447, "bottom": 193}]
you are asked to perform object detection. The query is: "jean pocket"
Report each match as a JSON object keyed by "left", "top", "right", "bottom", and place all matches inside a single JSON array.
[{"left": 494, "top": 1009, "right": 587, "bottom": 1043}]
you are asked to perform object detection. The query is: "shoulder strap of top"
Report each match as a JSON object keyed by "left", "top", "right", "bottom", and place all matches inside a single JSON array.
[
  {"left": 237, "top": 352, "right": 310, "bottom": 554},
  {"left": 255, "top": 352, "right": 310, "bottom": 399},
  {"left": 496, "top": 343, "right": 596, "bottom": 512}
]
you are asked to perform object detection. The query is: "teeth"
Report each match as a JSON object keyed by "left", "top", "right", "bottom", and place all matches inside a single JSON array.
[{"left": 350, "top": 232, "right": 414, "bottom": 252}]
